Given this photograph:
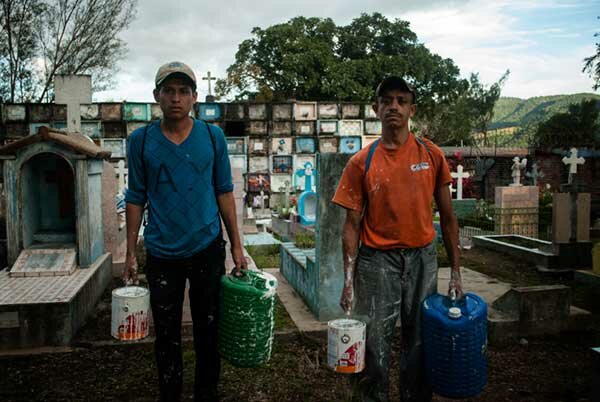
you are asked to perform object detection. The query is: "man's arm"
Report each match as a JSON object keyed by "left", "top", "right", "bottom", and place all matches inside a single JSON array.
[
  {"left": 124, "top": 202, "right": 144, "bottom": 284},
  {"left": 434, "top": 184, "right": 463, "bottom": 299},
  {"left": 217, "top": 191, "right": 248, "bottom": 273},
  {"left": 340, "top": 209, "right": 362, "bottom": 313}
]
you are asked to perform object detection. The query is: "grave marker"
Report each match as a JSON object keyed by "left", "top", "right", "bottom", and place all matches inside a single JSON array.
[
  {"left": 54, "top": 75, "right": 92, "bottom": 133},
  {"left": 451, "top": 164, "right": 470, "bottom": 200}
]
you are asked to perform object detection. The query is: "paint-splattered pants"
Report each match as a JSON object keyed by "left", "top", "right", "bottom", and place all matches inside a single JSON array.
[
  {"left": 146, "top": 236, "right": 226, "bottom": 402},
  {"left": 353, "top": 241, "right": 438, "bottom": 402}
]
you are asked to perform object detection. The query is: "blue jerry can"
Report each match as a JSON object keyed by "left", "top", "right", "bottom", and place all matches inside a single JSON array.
[{"left": 422, "top": 292, "right": 487, "bottom": 399}]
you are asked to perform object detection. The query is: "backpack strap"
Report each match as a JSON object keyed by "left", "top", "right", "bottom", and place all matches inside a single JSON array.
[
  {"left": 364, "top": 138, "right": 380, "bottom": 177},
  {"left": 415, "top": 136, "right": 432, "bottom": 157}
]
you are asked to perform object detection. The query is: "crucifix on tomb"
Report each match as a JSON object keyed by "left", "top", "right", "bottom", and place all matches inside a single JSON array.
[
  {"left": 525, "top": 163, "right": 544, "bottom": 186},
  {"left": 450, "top": 164, "right": 470, "bottom": 200},
  {"left": 54, "top": 75, "right": 92, "bottom": 133},
  {"left": 562, "top": 147, "right": 585, "bottom": 186},
  {"left": 202, "top": 71, "right": 217, "bottom": 96}
]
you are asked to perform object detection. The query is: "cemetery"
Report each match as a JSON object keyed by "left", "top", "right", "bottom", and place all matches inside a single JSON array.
[{"left": 0, "top": 75, "right": 599, "bottom": 402}]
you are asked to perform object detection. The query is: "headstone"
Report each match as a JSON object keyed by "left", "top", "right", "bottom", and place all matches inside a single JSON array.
[
  {"left": 562, "top": 147, "right": 585, "bottom": 185},
  {"left": 116, "top": 160, "right": 128, "bottom": 195},
  {"left": 510, "top": 156, "right": 527, "bottom": 187},
  {"left": 494, "top": 186, "right": 539, "bottom": 237},
  {"left": 525, "top": 163, "right": 544, "bottom": 186},
  {"left": 552, "top": 193, "right": 591, "bottom": 243},
  {"left": 592, "top": 243, "right": 600, "bottom": 275},
  {"left": 54, "top": 75, "right": 92, "bottom": 133},
  {"left": 450, "top": 164, "right": 470, "bottom": 200},
  {"left": 202, "top": 71, "right": 216, "bottom": 96}
]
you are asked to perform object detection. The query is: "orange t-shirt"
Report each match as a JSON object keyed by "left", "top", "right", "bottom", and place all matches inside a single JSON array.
[{"left": 332, "top": 133, "right": 452, "bottom": 249}]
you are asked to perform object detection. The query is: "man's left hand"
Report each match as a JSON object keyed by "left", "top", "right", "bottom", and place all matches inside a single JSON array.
[
  {"left": 448, "top": 268, "right": 464, "bottom": 300},
  {"left": 230, "top": 245, "right": 248, "bottom": 277}
]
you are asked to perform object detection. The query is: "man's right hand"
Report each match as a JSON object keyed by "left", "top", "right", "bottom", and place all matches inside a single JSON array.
[
  {"left": 123, "top": 253, "right": 139, "bottom": 285},
  {"left": 340, "top": 283, "right": 354, "bottom": 314}
]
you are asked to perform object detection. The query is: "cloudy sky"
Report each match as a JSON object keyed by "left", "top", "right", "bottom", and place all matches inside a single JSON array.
[{"left": 94, "top": 0, "right": 600, "bottom": 102}]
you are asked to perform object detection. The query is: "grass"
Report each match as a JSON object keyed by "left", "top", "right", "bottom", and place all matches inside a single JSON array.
[
  {"left": 294, "top": 233, "right": 315, "bottom": 249},
  {"left": 246, "top": 244, "right": 280, "bottom": 269}
]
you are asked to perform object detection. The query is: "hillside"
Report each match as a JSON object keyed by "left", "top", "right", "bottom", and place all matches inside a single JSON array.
[{"left": 490, "top": 93, "right": 600, "bottom": 129}]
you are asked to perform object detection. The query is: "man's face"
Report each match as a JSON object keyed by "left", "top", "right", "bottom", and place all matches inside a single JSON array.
[
  {"left": 373, "top": 89, "right": 416, "bottom": 130},
  {"left": 153, "top": 76, "right": 197, "bottom": 120}
]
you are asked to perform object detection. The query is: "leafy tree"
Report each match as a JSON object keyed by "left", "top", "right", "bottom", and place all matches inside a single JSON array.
[
  {"left": 0, "top": 0, "right": 137, "bottom": 103},
  {"left": 533, "top": 99, "right": 600, "bottom": 148},
  {"left": 583, "top": 17, "right": 600, "bottom": 90},
  {"left": 415, "top": 71, "right": 509, "bottom": 146},
  {"left": 218, "top": 13, "right": 505, "bottom": 145}
]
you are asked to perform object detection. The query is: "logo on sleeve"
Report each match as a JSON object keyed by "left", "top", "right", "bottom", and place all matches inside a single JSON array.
[{"left": 410, "top": 162, "right": 430, "bottom": 172}]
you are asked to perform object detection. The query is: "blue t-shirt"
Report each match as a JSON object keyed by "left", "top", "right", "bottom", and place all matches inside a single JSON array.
[{"left": 125, "top": 119, "right": 233, "bottom": 259}]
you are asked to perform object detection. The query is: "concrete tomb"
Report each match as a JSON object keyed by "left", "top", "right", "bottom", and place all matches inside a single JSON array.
[{"left": 0, "top": 125, "right": 113, "bottom": 349}]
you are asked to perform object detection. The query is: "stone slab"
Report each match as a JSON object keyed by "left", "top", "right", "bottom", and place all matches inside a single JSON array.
[
  {"left": 243, "top": 232, "right": 281, "bottom": 247},
  {"left": 574, "top": 270, "right": 600, "bottom": 287},
  {"left": 10, "top": 247, "right": 77, "bottom": 278},
  {"left": 495, "top": 186, "right": 538, "bottom": 209}
]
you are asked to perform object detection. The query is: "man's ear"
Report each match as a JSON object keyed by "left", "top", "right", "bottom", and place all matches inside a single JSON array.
[
  {"left": 409, "top": 104, "right": 416, "bottom": 118},
  {"left": 153, "top": 88, "right": 160, "bottom": 103},
  {"left": 192, "top": 90, "right": 198, "bottom": 103},
  {"left": 372, "top": 102, "right": 379, "bottom": 117}
]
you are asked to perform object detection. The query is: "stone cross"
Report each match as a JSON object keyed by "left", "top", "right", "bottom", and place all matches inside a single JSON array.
[
  {"left": 54, "top": 75, "right": 92, "bottom": 133},
  {"left": 562, "top": 147, "right": 585, "bottom": 184},
  {"left": 510, "top": 156, "right": 527, "bottom": 187},
  {"left": 525, "top": 163, "right": 544, "bottom": 186},
  {"left": 202, "top": 71, "right": 216, "bottom": 96},
  {"left": 450, "top": 164, "right": 470, "bottom": 200},
  {"left": 116, "top": 160, "right": 128, "bottom": 195},
  {"left": 283, "top": 180, "right": 290, "bottom": 208}
]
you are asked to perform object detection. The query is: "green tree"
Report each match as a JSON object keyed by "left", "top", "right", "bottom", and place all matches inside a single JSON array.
[
  {"left": 218, "top": 13, "right": 505, "bottom": 145},
  {"left": 0, "top": 0, "right": 137, "bottom": 103},
  {"left": 415, "top": 71, "right": 509, "bottom": 146},
  {"left": 583, "top": 17, "right": 600, "bottom": 90},
  {"left": 534, "top": 99, "right": 600, "bottom": 148}
]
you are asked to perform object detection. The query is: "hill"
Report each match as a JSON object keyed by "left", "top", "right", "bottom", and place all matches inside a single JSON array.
[{"left": 490, "top": 93, "right": 600, "bottom": 129}]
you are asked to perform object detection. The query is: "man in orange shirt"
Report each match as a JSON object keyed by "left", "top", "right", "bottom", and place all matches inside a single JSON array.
[{"left": 332, "top": 76, "right": 462, "bottom": 402}]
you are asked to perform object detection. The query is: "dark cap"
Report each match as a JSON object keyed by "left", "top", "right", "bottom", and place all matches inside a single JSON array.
[{"left": 375, "top": 76, "right": 416, "bottom": 104}]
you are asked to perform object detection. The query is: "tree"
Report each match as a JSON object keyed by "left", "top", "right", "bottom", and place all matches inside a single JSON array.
[
  {"left": 217, "top": 13, "right": 505, "bottom": 145},
  {"left": 533, "top": 99, "right": 600, "bottom": 148},
  {"left": 414, "top": 71, "right": 509, "bottom": 146},
  {"left": 0, "top": 0, "right": 44, "bottom": 102},
  {"left": 217, "top": 13, "right": 467, "bottom": 119},
  {"left": 0, "top": 0, "right": 137, "bottom": 103},
  {"left": 583, "top": 17, "right": 600, "bottom": 90}
]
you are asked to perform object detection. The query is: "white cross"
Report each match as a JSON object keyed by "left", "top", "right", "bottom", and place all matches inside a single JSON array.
[
  {"left": 562, "top": 147, "right": 585, "bottom": 176},
  {"left": 202, "top": 71, "right": 217, "bottom": 96},
  {"left": 450, "top": 164, "right": 470, "bottom": 200},
  {"left": 116, "top": 160, "right": 128, "bottom": 195}
]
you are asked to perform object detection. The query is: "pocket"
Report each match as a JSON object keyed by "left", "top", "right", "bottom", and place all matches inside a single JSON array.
[{"left": 420, "top": 242, "right": 438, "bottom": 272}]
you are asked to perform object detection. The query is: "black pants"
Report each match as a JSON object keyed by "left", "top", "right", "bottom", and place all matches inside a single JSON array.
[{"left": 146, "top": 236, "right": 226, "bottom": 402}]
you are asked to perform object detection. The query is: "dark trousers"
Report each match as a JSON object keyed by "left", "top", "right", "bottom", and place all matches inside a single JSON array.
[
  {"left": 146, "top": 236, "right": 226, "bottom": 402},
  {"left": 353, "top": 242, "right": 438, "bottom": 402}
]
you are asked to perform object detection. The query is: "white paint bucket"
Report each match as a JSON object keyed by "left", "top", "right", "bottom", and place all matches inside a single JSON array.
[
  {"left": 111, "top": 286, "right": 150, "bottom": 341},
  {"left": 327, "top": 318, "right": 366, "bottom": 374}
]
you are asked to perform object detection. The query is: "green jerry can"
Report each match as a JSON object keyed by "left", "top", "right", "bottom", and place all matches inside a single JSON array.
[{"left": 218, "top": 270, "right": 278, "bottom": 367}]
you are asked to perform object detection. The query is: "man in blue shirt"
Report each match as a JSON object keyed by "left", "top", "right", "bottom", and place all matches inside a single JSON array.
[{"left": 124, "top": 61, "right": 247, "bottom": 402}]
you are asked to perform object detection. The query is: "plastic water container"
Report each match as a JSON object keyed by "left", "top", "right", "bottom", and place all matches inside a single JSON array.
[
  {"left": 218, "top": 270, "right": 278, "bottom": 367},
  {"left": 422, "top": 292, "right": 487, "bottom": 399}
]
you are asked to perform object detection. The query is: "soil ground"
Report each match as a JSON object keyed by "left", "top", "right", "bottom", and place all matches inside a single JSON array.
[{"left": 1, "top": 247, "right": 599, "bottom": 402}]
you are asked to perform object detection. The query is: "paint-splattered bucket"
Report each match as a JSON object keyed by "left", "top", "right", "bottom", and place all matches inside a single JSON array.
[
  {"left": 327, "top": 318, "right": 366, "bottom": 374},
  {"left": 111, "top": 286, "right": 150, "bottom": 341}
]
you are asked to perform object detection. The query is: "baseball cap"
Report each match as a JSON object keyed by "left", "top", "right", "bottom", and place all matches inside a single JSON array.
[
  {"left": 155, "top": 61, "right": 197, "bottom": 90},
  {"left": 375, "top": 76, "right": 416, "bottom": 104}
]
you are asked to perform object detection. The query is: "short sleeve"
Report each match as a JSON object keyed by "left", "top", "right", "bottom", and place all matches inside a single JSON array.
[
  {"left": 124, "top": 127, "right": 148, "bottom": 206},
  {"left": 331, "top": 157, "right": 365, "bottom": 212},
  {"left": 211, "top": 124, "right": 234, "bottom": 194},
  {"left": 433, "top": 147, "right": 452, "bottom": 189}
]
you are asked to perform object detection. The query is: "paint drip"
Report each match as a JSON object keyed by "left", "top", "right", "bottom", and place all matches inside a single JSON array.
[
  {"left": 327, "top": 318, "right": 366, "bottom": 374},
  {"left": 111, "top": 286, "right": 150, "bottom": 341}
]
